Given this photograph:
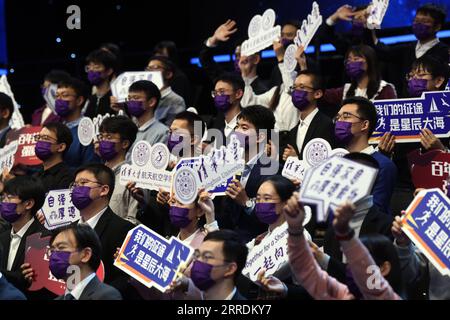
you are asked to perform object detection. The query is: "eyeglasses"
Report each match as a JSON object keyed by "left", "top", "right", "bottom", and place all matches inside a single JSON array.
[
  {"left": 211, "top": 90, "right": 233, "bottom": 98},
  {"left": 55, "top": 93, "right": 76, "bottom": 100},
  {"left": 46, "top": 248, "right": 79, "bottom": 257},
  {"left": 288, "top": 85, "right": 316, "bottom": 95},
  {"left": 405, "top": 72, "right": 432, "bottom": 81},
  {"left": 84, "top": 65, "right": 103, "bottom": 73},
  {"left": 97, "top": 133, "right": 121, "bottom": 142},
  {"left": 35, "top": 134, "right": 58, "bottom": 142},
  {"left": 192, "top": 250, "right": 230, "bottom": 264},
  {"left": 69, "top": 179, "right": 102, "bottom": 190},
  {"left": 145, "top": 65, "right": 166, "bottom": 72},
  {"left": 333, "top": 112, "right": 366, "bottom": 123},
  {"left": 0, "top": 194, "right": 20, "bottom": 202}
]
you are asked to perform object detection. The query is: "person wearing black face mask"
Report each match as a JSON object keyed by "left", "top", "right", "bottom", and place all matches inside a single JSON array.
[
  {"left": 97, "top": 116, "right": 139, "bottom": 225},
  {"left": 282, "top": 70, "right": 336, "bottom": 162},
  {"left": 372, "top": 4, "right": 449, "bottom": 97},
  {"left": 0, "top": 176, "right": 49, "bottom": 298},
  {"left": 34, "top": 122, "right": 73, "bottom": 192}
]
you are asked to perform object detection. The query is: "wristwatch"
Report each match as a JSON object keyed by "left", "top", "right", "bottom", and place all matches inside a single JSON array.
[{"left": 245, "top": 198, "right": 255, "bottom": 209}]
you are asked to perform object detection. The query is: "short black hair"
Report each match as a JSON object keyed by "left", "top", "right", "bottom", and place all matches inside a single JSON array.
[
  {"left": 214, "top": 72, "right": 245, "bottom": 92},
  {"left": 86, "top": 49, "right": 119, "bottom": 74},
  {"left": 74, "top": 163, "right": 115, "bottom": 199},
  {"left": 173, "top": 111, "right": 206, "bottom": 138},
  {"left": 43, "top": 122, "right": 73, "bottom": 156},
  {"left": 411, "top": 55, "right": 450, "bottom": 90},
  {"left": 341, "top": 96, "right": 378, "bottom": 137},
  {"left": 99, "top": 116, "right": 138, "bottom": 152},
  {"left": 43, "top": 70, "right": 71, "bottom": 84},
  {"left": 148, "top": 55, "right": 175, "bottom": 73},
  {"left": 50, "top": 224, "right": 102, "bottom": 271},
  {"left": 4, "top": 176, "right": 46, "bottom": 216},
  {"left": 344, "top": 152, "right": 380, "bottom": 170},
  {"left": 260, "top": 175, "right": 296, "bottom": 202},
  {"left": 57, "top": 77, "right": 89, "bottom": 100},
  {"left": 237, "top": 105, "right": 275, "bottom": 141},
  {"left": 0, "top": 92, "right": 14, "bottom": 121},
  {"left": 99, "top": 43, "right": 121, "bottom": 60},
  {"left": 282, "top": 19, "right": 301, "bottom": 30},
  {"left": 153, "top": 41, "right": 179, "bottom": 64},
  {"left": 129, "top": 80, "right": 161, "bottom": 106},
  {"left": 204, "top": 230, "right": 248, "bottom": 282},
  {"left": 297, "top": 70, "right": 324, "bottom": 91},
  {"left": 416, "top": 3, "right": 446, "bottom": 26}
]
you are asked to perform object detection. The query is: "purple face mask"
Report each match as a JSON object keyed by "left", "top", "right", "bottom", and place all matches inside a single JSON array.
[
  {"left": 190, "top": 260, "right": 216, "bottom": 291},
  {"left": 169, "top": 206, "right": 192, "bottom": 228},
  {"left": 127, "top": 100, "right": 145, "bottom": 118},
  {"left": 291, "top": 89, "right": 310, "bottom": 111},
  {"left": 99, "top": 140, "right": 118, "bottom": 161},
  {"left": 167, "top": 133, "right": 184, "bottom": 153},
  {"left": 214, "top": 95, "right": 232, "bottom": 113},
  {"left": 345, "top": 61, "right": 365, "bottom": 80},
  {"left": 49, "top": 251, "right": 72, "bottom": 280},
  {"left": 407, "top": 78, "right": 428, "bottom": 97},
  {"left": 412, "top": 22, "right": 433, "bottom": 41},
  {"left": 232, "top": 131, "right": 250, "bottom": 149},
  {"left": 71, "top": 186, "right": 93, "bottom": 210},
  {"left": 87, "top": 71, "right": 105, "bottom": 86},
  {"left": 255, "top": 202, "right": 279, "bottom": 225},
  {"left": 55, "top": 99, "right": 71, "bottom": 117},
  {"left": 334, "top": 121, "right": 354, "bottom": 145},
  {"left": 0, "top": 202, "right": 20, "bottom": 223},
  {"left": 35, "top": 140, "right": 53, "bottom": 161},
  {"left": 281, "top": 38, "right": 294, "bottom": 48}
]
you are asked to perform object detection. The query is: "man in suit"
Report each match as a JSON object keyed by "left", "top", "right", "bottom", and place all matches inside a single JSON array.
[
  {"left": 282, "top": 70, "right": 336, "bottom": 161},
  {"left": 49, "top": 224, "right": 121, "bottom": 300},
  {"left": 69, "top": 163, "right": 134, "bottom": 290},
  {"left": 0, "top": 92, "right": 13, "bottom": 149},
  {"left": 334, "top": 96, "right": 397, "bottom": 215},
  {"left": 0, "top": 271, "right": 26, "bottom": 300},
  {"left": 221, "top": 105, "right": 281, "bottom": 242},
  {"left": 373, "top": 4, "right": 449, "bottom": 96},
  {"left": 0, "top": 176, "right": 47, "bottom": 294},
  {"left": 189, "top": 230, "right": 248, "bottom": 300}
]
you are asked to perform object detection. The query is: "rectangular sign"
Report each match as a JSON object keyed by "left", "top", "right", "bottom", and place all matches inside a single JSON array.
[{"left": 111, "top": 71, "right": 163, "bottom": 103}]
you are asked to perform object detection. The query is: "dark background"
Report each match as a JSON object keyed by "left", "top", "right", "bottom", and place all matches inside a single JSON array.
[{"left": 1, "top": 0, "right": 450, "bottom": 121}]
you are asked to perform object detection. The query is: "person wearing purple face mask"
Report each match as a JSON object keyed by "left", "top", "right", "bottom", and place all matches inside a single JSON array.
[
  {"left": 84, "top": 49, "right": 119, "bottom": 118},
  {"left": 200, "top": 20, "right": 267, "bottom": 95},
  {"left": 97, "top": 116, "right": 139, "bottom": 225},
  {"left": 186, "top": 230, "right": 248, "bottom": 300},
  {"left": 55, "top": 78, "right": 100, "bottom": 170},
  {"left": 69, "top": 164, "right": 134, "bottom": 292},
  {"left": 320, "top": 45, "right": 397, "bottom": 120},
  {"left": 44, "top": 224, "right": 121, "bottom": 300},
  {"left": 282, "top": 70, "right": 336, "bottom": 162},
  {"left": 33, "top": 122, "right": 73, "bottom": 192},
  {"left": 125, "top": 80, "right": 169, "bottom": 162},
  {"left": 334, "top": 97, "right": 397, "bottom": 216},
  {"left": 372, "top": 4, "right": 448, "bottom": 97},
  {"left": 0, "top": 176, "right": 48, "bottom": 298}
]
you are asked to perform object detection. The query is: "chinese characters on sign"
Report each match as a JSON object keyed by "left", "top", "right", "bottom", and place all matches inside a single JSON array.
[
  {"left": 111, "top": 71, "right": 164, "bottom": 103},
  {"left": 114, "top": 225, "right": 194, "bottom": 292},
  {"left": 366, "top": 0, "right": 390, "bottom": 30},
  {"left": 370, "top": 91, "right": 450, "bottom": 143},
  {"left": 40, "top": 189, "right": 80, "bottom": 230},
  {"left": 7, "top": 126, "right": 43, "bottom": 166},
  {"left": 401, "top": 189, "right": 450, "bottom": 276},
  {"left": 0, "top": 141, "right": 18, "bottom": 172}
]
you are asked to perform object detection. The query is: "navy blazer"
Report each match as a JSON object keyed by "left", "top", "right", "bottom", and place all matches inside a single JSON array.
[{"left": 0, "top": 273, "right": 26, "bottom": 300}]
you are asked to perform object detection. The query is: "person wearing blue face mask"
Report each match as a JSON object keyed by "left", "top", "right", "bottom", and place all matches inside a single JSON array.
[
  {"left": 97, "top": 116, "right": 139, "bottom": 225},
  {"left": 333, "top": 97, "right": 397, "bottom": 217},
  {"left": 55, "top": 77, "right": 100, "bottom": 171},
  {"left": 125, "top": 80, "right": 169, "bottom": 161},
  {"left": 0, "top": 176, "right": 48, "bottom": 298},
  {"left": 282, "top": 70, "right": 336, "bottom": 162},
  {"left": 372, "top": 4, "right": 449, "bottom": 97},
  {"left": 68, "top": 164, "right": 134, "bottom": 292},
  {"left": 47, "top": 224, "right": 122, "bottom": 300},
  {"left": 34, "top": 122, "right": 73, "bottom": 192},
  {"left": 84, "top": 49, "right": 119, "bottom": 118}
]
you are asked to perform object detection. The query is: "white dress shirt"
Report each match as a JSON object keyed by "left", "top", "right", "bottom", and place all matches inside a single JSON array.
[
  {"left": 78, "top": 207, "right": 108, "bottom": 229},
  {"left": 224, "top": 287, "right": 237, "bottom": 300},
  {"left": 65, "top": 272, "right": 96, "bottom": 300},
  {"left": 296, "top": 108, "right": 319, "bottom": 154},
  {"left": 224, "top": 113, "right": 239, "bottom": 138},
  {"left": 7, "top": 218, "right": 35, "bottom": 271}
]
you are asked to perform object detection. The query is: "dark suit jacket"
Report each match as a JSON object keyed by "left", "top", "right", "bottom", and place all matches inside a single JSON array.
[
  {"left": 0, "top": 219, "right": 49, "bottom": 293},
  {"left": 231, "top": 289, "right": 247, "bottom": 301},
  {"left": 284, "top": 110, "right": 336, "bottom": 159},
  {"left": 0, "top": 127, "right": 11, "bottom": 149},
  {"left": 0, "top": 273, "right": 26, "bottom": 300},
  {"left": 76, "top": 208, "right": 134, "bottom": 290},
  {"left": 55, "top": 275, "right": 122, "bottom": 300},
  {"left": 84, "top": 90, "right": 114, "bottom": 118},
  {"left": 323, "top": 205, "right": 394, "bottom": 283}
]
